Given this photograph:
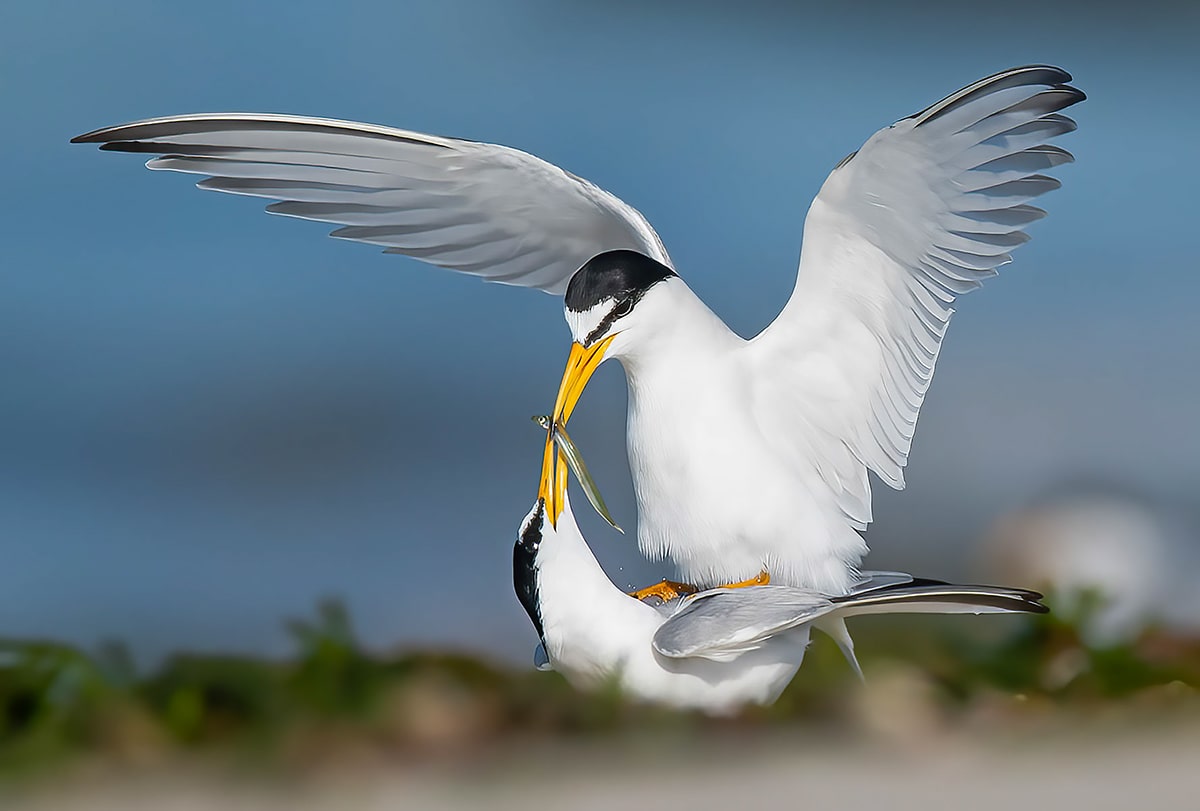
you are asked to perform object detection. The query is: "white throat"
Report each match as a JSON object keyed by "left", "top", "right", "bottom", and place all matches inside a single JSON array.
[{"left": 535, "top": 497, "right": 663, "bottom": 681}]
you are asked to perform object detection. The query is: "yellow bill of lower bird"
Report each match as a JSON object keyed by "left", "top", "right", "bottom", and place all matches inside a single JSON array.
[{"left": 533, "top": 414, "right": 622, "bottom": 533}]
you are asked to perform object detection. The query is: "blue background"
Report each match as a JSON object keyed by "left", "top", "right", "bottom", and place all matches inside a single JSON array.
[{"left": 2, "top": 0, "right": 1197, "bottom": 664}]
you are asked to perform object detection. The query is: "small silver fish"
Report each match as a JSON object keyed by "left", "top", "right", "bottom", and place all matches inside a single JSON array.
[{"left": 532, "top": 415, "right": 623, "bottom": 534}]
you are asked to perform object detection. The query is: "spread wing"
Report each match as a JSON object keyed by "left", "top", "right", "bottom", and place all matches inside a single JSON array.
[
  {"left": 749, "top": 66, "right": 1084, "bottom": 529},
  {"left": 72, "top": 113, "right": 671, "bottom": 294}
]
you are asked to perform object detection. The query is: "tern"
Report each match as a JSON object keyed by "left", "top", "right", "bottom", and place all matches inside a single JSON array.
[
  {"left": 73, "top": 66, "right": 1084, "bottom": 597},
  {"left": 518, "top": 447, "right": 1047, "bottom": 713}
]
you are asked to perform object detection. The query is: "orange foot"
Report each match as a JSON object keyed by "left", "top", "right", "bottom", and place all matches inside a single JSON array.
[
  {"left": 629, "top": 579, "right": 698, "bottom": 604},
  {"left": 718, "top": 570, "right": 771, "bottom": 589}
]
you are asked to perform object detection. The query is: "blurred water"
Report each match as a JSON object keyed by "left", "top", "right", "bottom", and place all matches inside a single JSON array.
[{"left": 2, "top": 0, "right": 1198, "bottom": 664}]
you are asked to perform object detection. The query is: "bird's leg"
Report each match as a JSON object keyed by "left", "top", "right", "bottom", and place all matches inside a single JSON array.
[
  {"left": 629, "top": 571, "right": 769, "bottom": 604},
  {"left": 629, "top": 579, "right": 698, "bottom": 604},
  {"left": 717, "top": 570, "right": 771, "bottom": 589}
]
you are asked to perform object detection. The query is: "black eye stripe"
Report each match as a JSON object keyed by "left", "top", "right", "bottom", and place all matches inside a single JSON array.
[{"left": 582, "top": 295, "right": 635, "bottom": 347}]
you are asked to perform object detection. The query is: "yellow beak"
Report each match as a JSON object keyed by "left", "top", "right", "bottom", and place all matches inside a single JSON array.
[{"left": 538, "top": 335, "right": 615, "bottom": 525}]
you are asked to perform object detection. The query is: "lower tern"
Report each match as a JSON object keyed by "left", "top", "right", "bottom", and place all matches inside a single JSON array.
[
  {"left": 517, "top": 450, "right": 1047, "bottom": 713},
  {"left": 73, "top": 66, "right": 1084, "bottom": 597}
]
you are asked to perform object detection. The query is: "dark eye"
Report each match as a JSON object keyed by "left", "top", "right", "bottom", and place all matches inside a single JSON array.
[{"left": 612, "top": 297, "right": 634, "bottom": 318}]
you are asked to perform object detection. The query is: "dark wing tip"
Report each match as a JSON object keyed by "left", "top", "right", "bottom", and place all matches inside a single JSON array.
[
  {"left": 73, "top": 114, "right": 458, "bottom": 150},
  {"left": 833, "top": 580, "right": 1050, "bottom": 615},
  {"left": 71, "top": 120, "right": 164, "bottom": 144},
  {"left": 914, "top": 65, "right": 1084, "bottom": 128},
  {"left": 1061, "top": 85, "right": 1088, "bottom": 104},
  {"left": 97, "top": 140, "right": 157, "bottom": 153},
  {"left": 71, "top": 128, "right": 108, "bottom": 144},
  {"left": 997, "top": 64, "right": 1074, "bottom": 86},
  {"left": 978, "top": 584, "right": 1050, "bottom": 614}
]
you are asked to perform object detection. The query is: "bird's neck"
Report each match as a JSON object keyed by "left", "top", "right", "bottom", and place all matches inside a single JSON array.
[
  {"left": 618, "top": 279, "right": 740, "bottom": 381},
  {"left": 532, "top": 501, "right": 660, "bottom": 668}
]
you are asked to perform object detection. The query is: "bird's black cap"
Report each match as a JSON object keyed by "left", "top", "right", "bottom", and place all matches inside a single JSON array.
[
  {"left": 564, "top": 250, "right": 676, "bottom": 314},
  {"left": 513, "top": 500, "right": 546, "bottom": 642}
]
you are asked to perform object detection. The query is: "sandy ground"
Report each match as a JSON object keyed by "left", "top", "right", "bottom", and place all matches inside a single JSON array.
[{"left": 6, "top": 724, "right": 1199, "bottom": 811}]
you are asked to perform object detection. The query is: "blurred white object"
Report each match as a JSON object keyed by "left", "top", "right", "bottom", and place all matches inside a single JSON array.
[{"left": 981, "top": 490, "right": 1200, "bottom": 645}]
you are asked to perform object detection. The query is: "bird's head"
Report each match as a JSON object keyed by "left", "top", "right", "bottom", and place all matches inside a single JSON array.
[
  {"left": 513, "top": 495, "right": 551, "bottom": 642},
  {"left": 544, "top": 248, "right": 677, "bottom": 442},
  {"left": 516, "top": 462, "right": 581, "bottom": 643},
  {"left": 562, "top": 249, "right": 678, "bottom": 359}
]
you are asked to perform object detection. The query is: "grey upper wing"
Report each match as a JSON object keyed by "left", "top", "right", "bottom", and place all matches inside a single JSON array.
[
  {"left": 73, "top": 113, "right": 672, "bottom": 294},
  {"left": 652, "top": 586, "right": 835, "bottom": 660},
  {"left": 749, "top": 67, "right": 1083, "bottom": 531}
]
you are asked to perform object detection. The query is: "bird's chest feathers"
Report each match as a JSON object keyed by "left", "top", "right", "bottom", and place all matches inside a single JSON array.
[{"left": 624, "top": 354, "right": 763, "bottom": 507}]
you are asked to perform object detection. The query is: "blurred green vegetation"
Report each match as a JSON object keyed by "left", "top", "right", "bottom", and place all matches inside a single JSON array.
[{"left": 2, "top": 595, "right": 1197, "bottom": 776}]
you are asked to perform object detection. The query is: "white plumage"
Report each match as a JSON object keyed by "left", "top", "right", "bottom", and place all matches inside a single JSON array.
[{"left": 74, "top": 66, "right": 1083, "bottom": 596}]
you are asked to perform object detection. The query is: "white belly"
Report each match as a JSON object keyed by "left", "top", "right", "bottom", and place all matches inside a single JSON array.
[
  {"left": 618, "top": 629, "right": 810, "bottom": 713},
  {"left": 547, "top": 603, "right": 810, "bottom": 714},
  {"left": 624, "top": 354, "right": 866, "bottom": 594}
]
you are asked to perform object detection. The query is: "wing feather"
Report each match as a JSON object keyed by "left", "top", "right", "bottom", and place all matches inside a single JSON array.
[
  {"left": 73, "top": 113, "right": 671, "bottom": 295},
  {"left": 651, "top": 576, "right": 1046, "bottom": 660},
  {"left": 653, "top": 587, "right": 834, "bottom": 660},
  {"left": 750, "top": 66, "right": 1083, "bottom": 526}
]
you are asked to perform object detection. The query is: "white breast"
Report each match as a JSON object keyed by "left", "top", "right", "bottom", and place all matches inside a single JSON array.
[{"left": 614, "top": 286, "right": 867, "bottom": 593}]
